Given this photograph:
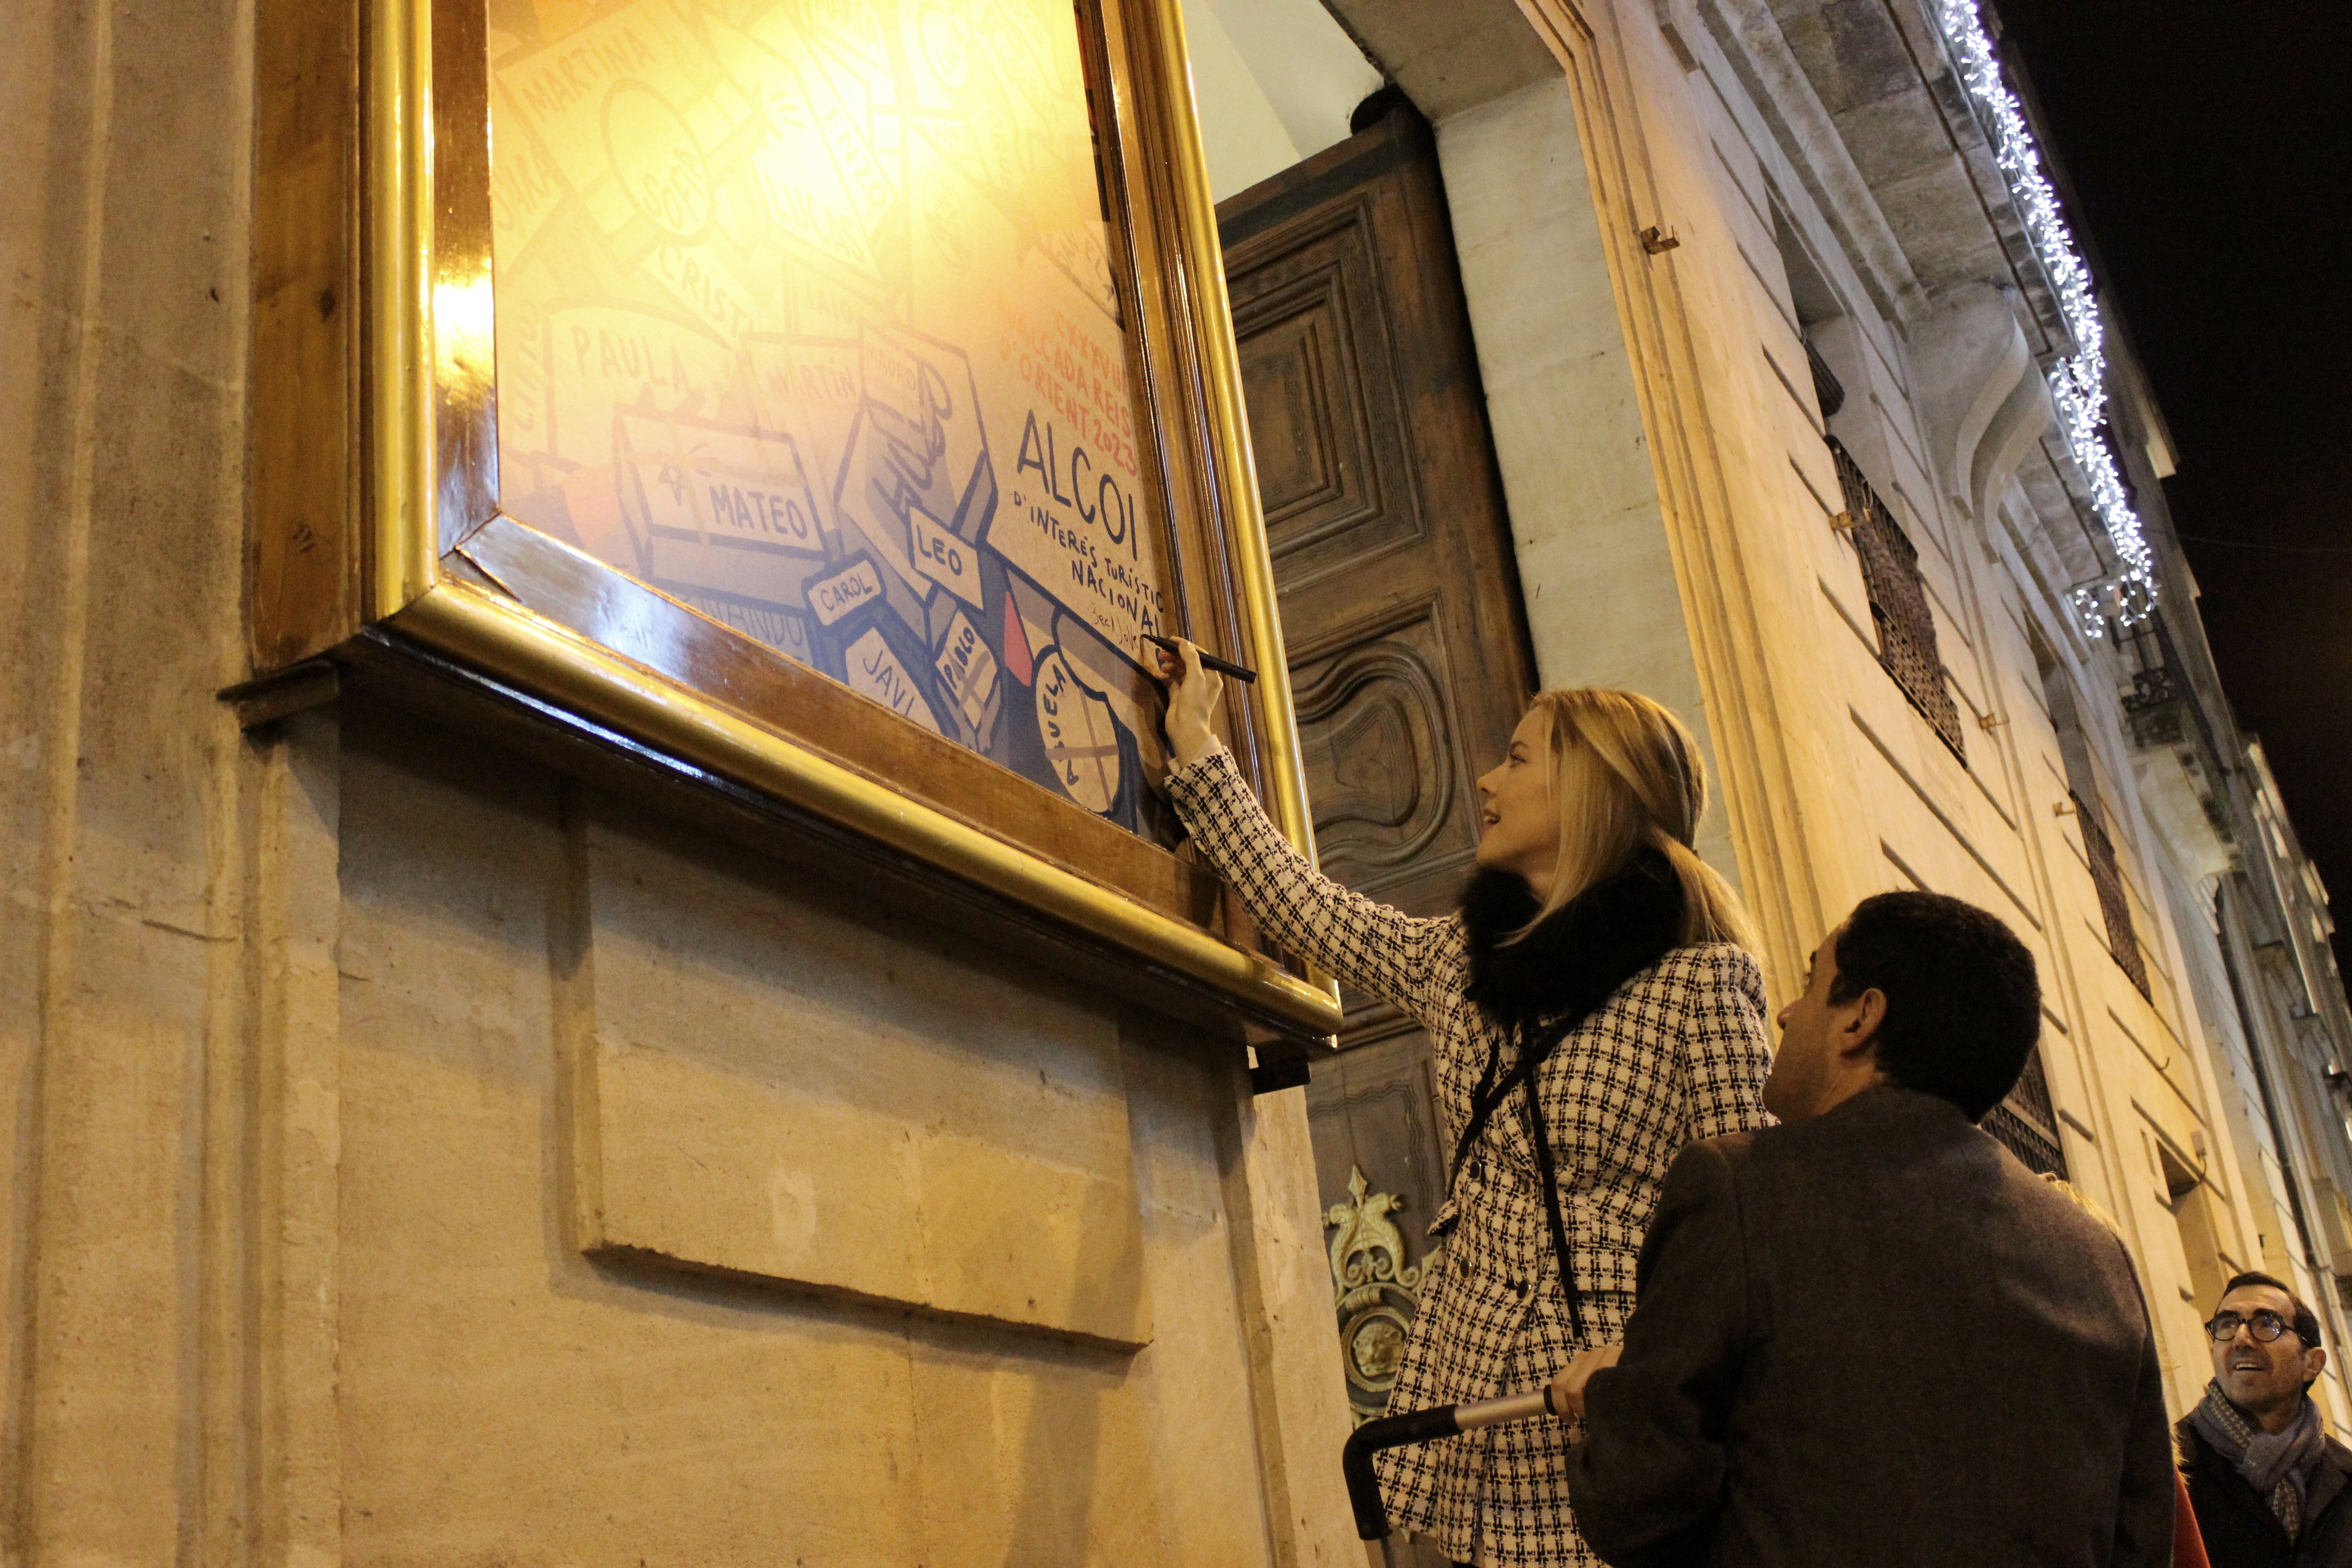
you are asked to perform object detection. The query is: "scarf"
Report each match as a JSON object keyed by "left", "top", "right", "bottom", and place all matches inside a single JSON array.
[
  {"left": 1459, "top": 851, "right": 1686, "bottom": 1033},
  {"left": 2192, "top": 1378, "right": 2327, "bottom": 1538}
]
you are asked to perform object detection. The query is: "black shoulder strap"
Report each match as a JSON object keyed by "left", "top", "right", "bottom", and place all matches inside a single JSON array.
[
  {"left": 1519, "top": 1077, "right": 1586, "bottom": 1344},
  {"left": 1445, "top": 1015, "right": 1573, "bottom": 1197},
  {"left": 1443, "top": 1015, "right": 1590, "bottom": 1344}
]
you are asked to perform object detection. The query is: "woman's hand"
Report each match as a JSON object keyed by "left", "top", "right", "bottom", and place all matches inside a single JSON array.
[
  {"left": 1547, "top": 1342, "right": 1624, "bottom": 1423},
  {"left": 1149, "top": 637, "right": 1225, "bottom": 769}
]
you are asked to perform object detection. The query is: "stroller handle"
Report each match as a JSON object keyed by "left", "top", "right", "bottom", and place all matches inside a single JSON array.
[{"left": 1341, "top": 1389, "right": 1557, "bottom": 1542}]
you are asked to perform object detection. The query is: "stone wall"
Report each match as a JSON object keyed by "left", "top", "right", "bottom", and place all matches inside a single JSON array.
[
  {"left": 1435, "top": 76, "right": 1739, "bottom": 892},
  {"left": 3, "top": 0, "right": 265, "bottom": 1553},
  {"left": 1472, "top": 0, "right": 2288, "bottom": 1415},
  {"left": 330, "top": 703, "right": 1324, "bottom": 1563},
  {"left": 0, "top": 0, "right": 1360, "bottom": 1560}
]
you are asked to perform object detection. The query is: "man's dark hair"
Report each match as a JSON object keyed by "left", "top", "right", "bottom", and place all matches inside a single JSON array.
[
  {"left": 2217, "top": 1270, "right": 2324, "bottom": 1352},
  {"left": 1828, "top": 891, "right": 2040, "bottom": 1122}
]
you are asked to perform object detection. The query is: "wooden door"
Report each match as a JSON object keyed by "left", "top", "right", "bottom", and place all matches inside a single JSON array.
[{"left": 1218, "top": 99, "right": 1534, "bottom": 1433}]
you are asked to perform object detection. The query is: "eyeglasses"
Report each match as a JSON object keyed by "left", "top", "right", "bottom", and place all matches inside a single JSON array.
[{"left": 2207, "top": 1309, "right": 2303, "bottom": 1344}]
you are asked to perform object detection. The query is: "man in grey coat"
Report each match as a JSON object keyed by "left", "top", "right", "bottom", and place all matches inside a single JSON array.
[{"left": 1550, "top": 890, "right": 2175, "bottom": 1567}]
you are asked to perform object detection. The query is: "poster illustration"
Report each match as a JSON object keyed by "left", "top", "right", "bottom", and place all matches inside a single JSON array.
[{"left": 487, "top": 0, "right": 1179, "bottom": 840}]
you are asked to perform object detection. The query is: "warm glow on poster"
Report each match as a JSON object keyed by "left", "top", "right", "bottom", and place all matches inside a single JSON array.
[{"left": 487, "top": 0, "right": 1175, "bottom": 833}]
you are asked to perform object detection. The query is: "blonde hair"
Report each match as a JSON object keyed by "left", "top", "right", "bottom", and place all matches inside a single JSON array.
[{"left": 1518, "top": 689, "right": 1758, "bottom": 951}]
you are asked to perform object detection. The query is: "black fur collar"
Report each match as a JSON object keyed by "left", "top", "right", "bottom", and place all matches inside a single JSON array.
[{"left": 1461, "top": 850, "right": 1686, "bottom": 1033}]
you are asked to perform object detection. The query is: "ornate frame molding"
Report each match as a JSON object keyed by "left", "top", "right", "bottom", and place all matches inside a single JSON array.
[{"left": 247, "top": 0, "right": 1343, "bottom": 1038}]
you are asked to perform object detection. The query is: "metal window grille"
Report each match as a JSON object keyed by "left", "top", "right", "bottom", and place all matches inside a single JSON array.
[
  {"left": 2073, "top": 790, "right": 2152, "bottom": 999},
  {"left": 1982, "top": 1044, "right": 2066, "bottom": 1178},
  {"left": 1828, "top": 438, "right": 1965, "bottom": 761},
  {"left": 1805, "top": 338, "right": 1846, "bottom": 418}
]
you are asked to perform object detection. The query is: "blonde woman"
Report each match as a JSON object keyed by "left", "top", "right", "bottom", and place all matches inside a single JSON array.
[{"left": 1153, "top": 643, "right": 1773, "bottom": 1568}]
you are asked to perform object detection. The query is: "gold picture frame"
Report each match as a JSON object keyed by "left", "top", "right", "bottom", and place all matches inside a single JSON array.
[{"left": 247, "top": 0, "right": 1341, "bottom": 1037}]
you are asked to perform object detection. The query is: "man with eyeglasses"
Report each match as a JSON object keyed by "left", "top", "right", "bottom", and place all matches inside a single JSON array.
[{"left": 2179, "top": 1273, "right": 2352, "bottom": 1566}]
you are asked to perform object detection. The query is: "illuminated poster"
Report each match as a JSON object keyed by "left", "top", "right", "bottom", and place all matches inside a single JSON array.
[{"left": 488, "top": 0, "right": 1175, "bottom": 834}]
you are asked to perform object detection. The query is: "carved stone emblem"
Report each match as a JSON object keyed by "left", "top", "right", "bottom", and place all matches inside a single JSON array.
[{"left": 1324, "top": 1164, "right": 1425, "bottom": 1424}]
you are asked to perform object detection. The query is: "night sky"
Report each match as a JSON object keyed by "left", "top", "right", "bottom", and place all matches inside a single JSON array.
[{"left": 1986, "top": 0, "right": 2352, "bottom": 969}]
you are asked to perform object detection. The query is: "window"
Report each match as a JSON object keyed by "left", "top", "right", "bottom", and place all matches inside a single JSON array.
[
  {"left": 2160, "top": 1139, "right": 2230, "bottom": 1317},
  {"left": 1829, "top": 438, "right": 1965, "bottom": 760},
  {"left": 2031, "top": 630, "right": 2152, "bottom": 999},
  {"left": 2075, "top": 792, "right": 2153, "bottom": 999},
  {"left": 1983, "top": 1044, "right": 2067, "bottom": 1178}
]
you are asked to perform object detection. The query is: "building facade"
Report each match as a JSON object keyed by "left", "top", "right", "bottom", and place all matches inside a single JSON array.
[
  {"left": 1180, "top": 0, "right": 2352, "bottom": 1452},
  {"left": 5, "top": 0, "right": 2351, "bottom": 1566}
]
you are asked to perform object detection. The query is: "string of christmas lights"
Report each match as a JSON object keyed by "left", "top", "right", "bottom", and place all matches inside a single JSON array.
[{"left": 1934, "top": 0, "right": 2157, "bottom": 636}]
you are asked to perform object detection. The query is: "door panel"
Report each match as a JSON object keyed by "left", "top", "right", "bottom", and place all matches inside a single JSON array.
[
  {"left": 1232, "top": 201, "right": 1420, "bottom": 582},
  {"left": 1291, "top": 597, "right": 1466, "bottom": 899}
]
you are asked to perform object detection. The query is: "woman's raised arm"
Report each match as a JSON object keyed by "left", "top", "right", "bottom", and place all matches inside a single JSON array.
[
  {"left": 1166, "top": 746, "right": 1455, "bottom": 1016},
  {"left": 1154, "top": 637, "right": 1455, "bottom": 1015}
]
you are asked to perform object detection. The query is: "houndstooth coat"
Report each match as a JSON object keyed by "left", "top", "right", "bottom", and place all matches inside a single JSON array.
[{"left": 1168, "top": 748, "right": 1773, "bottom": 1568}]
